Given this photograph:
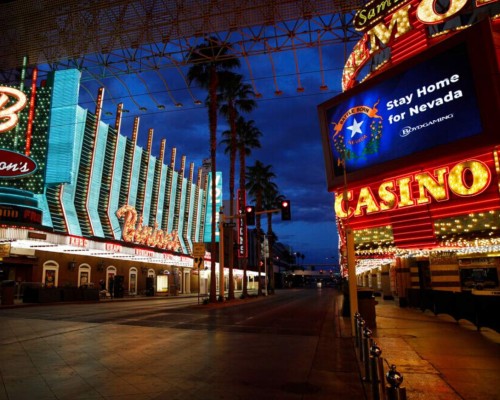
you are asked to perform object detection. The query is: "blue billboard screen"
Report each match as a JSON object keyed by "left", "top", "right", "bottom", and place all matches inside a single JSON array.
[{"left": 325, "top": 43, "right": 482, "bottom": 174}]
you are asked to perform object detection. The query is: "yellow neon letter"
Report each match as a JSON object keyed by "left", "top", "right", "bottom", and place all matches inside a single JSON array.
[
  {"left": 354, "top": 187, "right": 380, "bottom": 216},
  {"left": 368, "top": 5, "right": 412, "bottom": 52},
  {"left": 335, "top": 190, "right": 354, "bottom": 218},
  {"left": 417, "top": 0, "right": 468, "bottom": 23},
  {"left": 379, "top": 181, "right": 398, "bottom": 211},
  {"left": 397, "top": 176, "right": 415, "bottom": 207},
  {"left": 448, "top": 160, "right": 491, "bottom": 196},
  {"left": 415, "top": 167, "right": 448, "bottom": 205}
]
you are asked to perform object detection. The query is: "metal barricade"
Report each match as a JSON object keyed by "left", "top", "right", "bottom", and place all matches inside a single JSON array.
[
  {"left": 385, "top": 364, "right": 407, "bottom": 400},
  {"left": 356, "top": 309, "right": 407, "bottom": 400},
  {"left": 354, "top": 312, "right": 362, "bottom": 349},
  {"left": 362, "top": 326, "right": 373, "bottom": 381},
  {"left": 369, "top": 342, "right": 385, "bottom": 400},
  {"left": 358, "top": 318, "right": 366, "bottom": 361}
]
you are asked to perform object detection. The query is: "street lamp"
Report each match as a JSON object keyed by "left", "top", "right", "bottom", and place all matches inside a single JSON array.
[
  {"left": 262, "top": 236, "right": 269, "bottom": 296},
  {"left": 340, "top": 153, "right": 358, "bottom": 336}
]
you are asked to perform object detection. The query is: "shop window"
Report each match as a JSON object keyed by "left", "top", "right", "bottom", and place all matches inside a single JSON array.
[
  {"left": 42, "top": 261, "right": 59, "bottom": 288},
  {"left": 78, "top": 264, "right": 91, "bottom": 288},
  {"left": 460, "top": 267, "right": 499, "bottom": 290},
  {"left": 157, "top": 273, "right": 169, "bottom": 293}
]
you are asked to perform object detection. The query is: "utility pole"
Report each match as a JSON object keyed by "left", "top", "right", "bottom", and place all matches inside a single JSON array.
[
  {"left": 218, "top": 207, "right": 238, "bottom": 302},
  {"left": 347, "top": 227, "right": 358, "bottom": 335},
  {"left": 342, "top": 153, "right": 358, "bottom": 336},
  {"left": 218, "top": 206, "right": 290, "bottom": 300},
  {"left": 263, "top": 236, "right": 269, "bottom": 296}
]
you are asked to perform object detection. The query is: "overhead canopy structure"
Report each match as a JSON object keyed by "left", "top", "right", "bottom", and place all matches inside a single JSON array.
[{"left": 1, "top": 0, "right": 363, "bottom": 84}]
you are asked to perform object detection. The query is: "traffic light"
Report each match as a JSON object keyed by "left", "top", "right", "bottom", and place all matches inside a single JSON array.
[
  {"left": 280, "top": 200, "right": 291, "bottom": 221},
  {"left": 245, "top": 205, "right": 255, "bottom": 226}
]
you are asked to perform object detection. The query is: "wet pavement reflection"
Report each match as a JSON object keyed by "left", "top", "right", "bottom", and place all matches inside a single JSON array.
[{"left": 0, "top": 289, "right": 366, "bottom": 400}]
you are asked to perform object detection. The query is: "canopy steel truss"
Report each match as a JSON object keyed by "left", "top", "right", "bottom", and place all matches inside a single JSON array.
[{"left": 1, "top": 0, "right": 363, "bottom": 83}]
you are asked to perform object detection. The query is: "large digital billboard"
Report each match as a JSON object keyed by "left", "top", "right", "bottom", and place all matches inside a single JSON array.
[
  {"left": 329, "top": 43, "right": 481, "bottom": 171},
  {"left": 318, "top": 19, "right": 499, "bottom": 191}
]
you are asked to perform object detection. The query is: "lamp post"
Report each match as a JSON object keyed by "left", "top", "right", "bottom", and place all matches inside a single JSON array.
[
  {"left": 218, "top": 207, "right": 242, "bottom": 302},
  {"left": 198, "top": 259, "right": 201, "bottom": 304},
  {"left": 346, "top": 226, "right": 358, "bottom": 335},
  {"left": 263, "top": 236, "right": 269, "bottom": 296},
  {"left": 341, "top": 154, "right": 358, "bottom": 336}
]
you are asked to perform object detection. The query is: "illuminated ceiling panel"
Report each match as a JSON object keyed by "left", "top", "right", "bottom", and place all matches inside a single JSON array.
[
  {"left": 354, "top": 225, "right": 394, "bottom": 249},
  {"left": 435, "top": 210, "right": 500, "bottom": 244},
  {"left": 0, "top": 0, "right": 364, "bottom": 112}
]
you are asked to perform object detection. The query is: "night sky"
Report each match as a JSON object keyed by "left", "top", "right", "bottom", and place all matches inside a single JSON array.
[{"left": 77, "top": 42, "right": 352, "bottom": 267}]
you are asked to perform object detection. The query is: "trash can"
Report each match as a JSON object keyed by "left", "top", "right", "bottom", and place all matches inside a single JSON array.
[
  {"left": 1, "top": 280, "right": 16, "bottom": 306},
  {"left": 357, "top": 287, "right": 378, "bottom": 328}
]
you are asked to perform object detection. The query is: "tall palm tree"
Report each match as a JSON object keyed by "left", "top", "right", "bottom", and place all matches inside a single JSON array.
[
  {"left": 246, "top": 161, "right": 277, "bottom": 296},
  {"left": 233, "top": 117, "right": 262, "bottom": 297},
  {"left": 262, "top": 187, "right": 285, "bottom": 294},
  {"left": 187, "top": 37, "right": 240, "bottom": 303},
  {"left": 218, "top": 72, "right": 257, "bottom": 300}
]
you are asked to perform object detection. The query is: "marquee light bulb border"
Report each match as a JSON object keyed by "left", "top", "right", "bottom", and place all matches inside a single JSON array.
[{"left": 343, "top": 0, "right": 496, "bottom": 90}]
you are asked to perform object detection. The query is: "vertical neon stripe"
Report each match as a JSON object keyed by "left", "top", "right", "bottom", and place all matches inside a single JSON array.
[{"left": 25, "top": 67, "right": 38, "bottom": 156}]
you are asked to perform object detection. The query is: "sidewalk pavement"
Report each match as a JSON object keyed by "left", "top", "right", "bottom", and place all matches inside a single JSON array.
[{"left": 362, "top": 296, "right": 500, "bottom": 400}]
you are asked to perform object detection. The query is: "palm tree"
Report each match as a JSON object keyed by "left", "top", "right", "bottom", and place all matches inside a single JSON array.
[
  {"left": 246, "top": 161, "right": 277, "bottom": 296},
  {"left": 218, "top": 72, "right": 257, "bottom": 300},
  {"left": 233, "top": 117, "right": 262, "bottom": 297},
  {"left": 187, "top": 37, "right": 240, "bottom": 303},
  {"left": 262, "top": 187, "right": 285, "bottom": 294}
]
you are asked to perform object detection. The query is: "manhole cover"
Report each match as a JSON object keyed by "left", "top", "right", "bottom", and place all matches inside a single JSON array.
[{"left": 281, "top": 382, "right": 321, "bottom": 395}]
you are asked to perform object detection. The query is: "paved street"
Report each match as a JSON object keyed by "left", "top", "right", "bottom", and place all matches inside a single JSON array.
[
  {"left": 0, "top": 289, "right": 366, "bottom": 400},
  {"left": 2, "top": 289, "right": 499, "bottom": 400}
]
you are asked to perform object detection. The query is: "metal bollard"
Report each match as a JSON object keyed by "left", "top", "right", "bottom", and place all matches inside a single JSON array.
[
  {"left": 385, "top": 364, "right": 407, "bottom": 400},
  {"left": 358, "top": 318, "right": 366, "bottom": 359},
  {"left": 354, "top": 312, "right": 361, "bottom": 347},
  {"left": 369, "top": 342, "right": 385, "bottom": 400},
  {"left": 362, "top": 326, "right": 373, "bottom": 381}
]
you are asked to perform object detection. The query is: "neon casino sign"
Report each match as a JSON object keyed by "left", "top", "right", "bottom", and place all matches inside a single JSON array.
[
  {"left": 334, "top": 159, "right": 492, "bottom": 218},
  {"left": 343, "top": 0, "right": 498, "bottom": 90},
  {"left": 116, "top": 205, "right": 182, "bottom": 251},
  {"left": 0, "top": 149, "right": 37, "bottom": 178},
  {"left": 0, "top": 86, "right": 39, "bottom": 178},
  {"left": 0, "top": 86, "right": 27, "bottom": 133}
]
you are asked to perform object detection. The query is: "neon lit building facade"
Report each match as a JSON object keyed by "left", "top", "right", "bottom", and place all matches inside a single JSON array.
[
  {"left": 0, "top": 69, "right": 220, "bottom": 298},
  {"left": 319, "top": 0, "right": 500, "bottom": 324}
]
